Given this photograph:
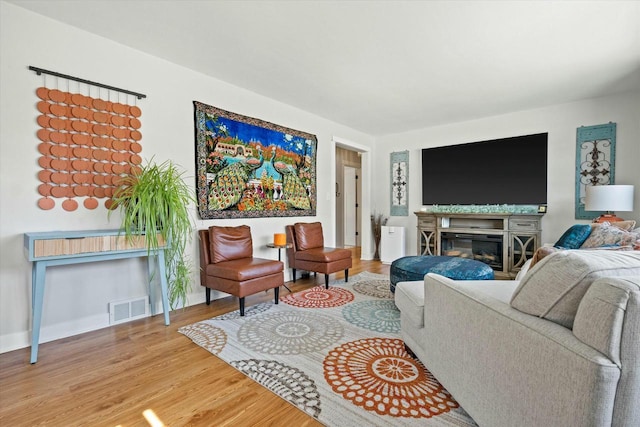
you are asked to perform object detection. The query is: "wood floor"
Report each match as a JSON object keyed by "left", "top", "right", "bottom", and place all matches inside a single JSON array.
[{"left": 0, "top": 249, "right": 389, "bottom": 427}]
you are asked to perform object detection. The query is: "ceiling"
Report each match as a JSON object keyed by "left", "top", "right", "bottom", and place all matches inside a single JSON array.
[{"left": 8, "top": 0, "right": 640, "bottom": 136}]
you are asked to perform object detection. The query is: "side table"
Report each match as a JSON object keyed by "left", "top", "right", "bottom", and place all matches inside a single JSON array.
[
  {"left": 266, "top": 243, "right": 292, "bottom": 292},
  {"left": 24, "top": 229, "right": 170, "bottom": 363}
]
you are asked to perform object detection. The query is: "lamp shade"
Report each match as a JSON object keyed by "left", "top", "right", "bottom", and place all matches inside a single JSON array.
[{"left": 585, "top": 185, "right": 634, "bottom": 212}]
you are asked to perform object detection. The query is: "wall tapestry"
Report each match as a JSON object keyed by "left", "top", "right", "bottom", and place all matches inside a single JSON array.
[
  {"left": 194, "top": 101, "right": 317, "bottom": 219},
  {"left": 34, "top": 87, "right": 143, "bottom": 212},
  {"left": 575, "top": 122, "right": 616, "bottom": 219},
  {"left": 390, "top": 151, "right": 409, "bottom": 216}
]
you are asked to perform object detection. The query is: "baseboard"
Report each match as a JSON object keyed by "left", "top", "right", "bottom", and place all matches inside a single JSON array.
[
  {"left": 360, "top": 251, "right": 374, "bottom": 260},
  {"left": 0, "top": 287, "right": 277, "bottom": 355},
  {"left": 0, "top": 313, "right": 109, "bottom": 354}
]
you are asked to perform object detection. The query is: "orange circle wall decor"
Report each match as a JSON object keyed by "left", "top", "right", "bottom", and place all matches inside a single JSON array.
[{"left": 34, "top": 87, "right": 143, "bottom": 210}]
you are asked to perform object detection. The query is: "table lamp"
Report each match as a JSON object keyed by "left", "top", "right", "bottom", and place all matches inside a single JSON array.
[{"left": 584, "top": 184, "right": 635, "bottom": 223}]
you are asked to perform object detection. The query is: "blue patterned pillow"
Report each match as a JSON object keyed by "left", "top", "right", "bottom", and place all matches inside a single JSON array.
[{"left": 554, "top": 224, "right": 592, "bottom": 249}]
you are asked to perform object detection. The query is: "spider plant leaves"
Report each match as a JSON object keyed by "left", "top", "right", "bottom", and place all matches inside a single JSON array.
[{"left": 110, "top": 158, "right": 195, "bottom": 310}]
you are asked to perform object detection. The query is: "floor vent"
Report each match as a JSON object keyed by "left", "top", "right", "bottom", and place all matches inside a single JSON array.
[{"left": 109, "top": 297, "right": 149, "bottom": 325}]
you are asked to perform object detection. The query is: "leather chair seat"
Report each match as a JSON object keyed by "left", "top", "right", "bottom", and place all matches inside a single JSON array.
[
  {"left": 295, "top": 247, "right": 352, "bottom": 263},
  {"left": 206, "top": 258, "right": 283, "bottom": 281}
]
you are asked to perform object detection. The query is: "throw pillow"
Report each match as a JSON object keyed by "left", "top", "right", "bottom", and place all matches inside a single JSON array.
[
  {"left": 581, "top": 222, "right": 635, "bottom": 249},
  {"left": 554, "top": 224, "right": 592, "bottom": 249},
  {"left": 591, "top": 220, "right": 636, "bottom": 231},
  {"left": 510, "top": 250, "right": 640, "bottom": 329},
  {"left": 529, "top": 246, "right": 560, "bottom": 268}
]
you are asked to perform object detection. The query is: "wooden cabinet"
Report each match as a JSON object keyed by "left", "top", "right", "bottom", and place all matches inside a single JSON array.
[
  {"left": 417, "top": 214, "right": 437, "bottom": 255},
  {"left": 415, "top": 212, "right": 543, "bottom": 278}
]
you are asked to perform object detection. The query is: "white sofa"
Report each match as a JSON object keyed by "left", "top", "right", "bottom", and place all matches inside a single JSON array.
[{"left": 395, "top": 250, "right": 640, "bottom": 427}]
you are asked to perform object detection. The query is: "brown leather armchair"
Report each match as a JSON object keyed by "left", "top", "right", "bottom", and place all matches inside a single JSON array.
[
  {"left": 285, "top": 222, "right": 352, "bottom": 289},
  {"left": 199, "top": 225, "right": 283, "bottom": 316}
]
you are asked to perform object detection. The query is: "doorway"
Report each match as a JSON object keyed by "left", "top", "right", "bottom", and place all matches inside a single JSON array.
[
  {"left": 343, "top": 165, "right": 361, "bottom": 247},
  {"left": 335, "top": 146, "right": 362, "bottom": 248}
]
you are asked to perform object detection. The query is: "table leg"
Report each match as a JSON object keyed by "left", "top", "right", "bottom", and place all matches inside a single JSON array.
[
  {"left": 148, "top": 256, "right": 157, "bottom": 317},
  {"left": 30, "top": 262, "right": 46, "bottom": 363},
  {"left": 157, "top": 250, "right": 170, "bottom": 326},
  {"left": 278, "top": 248, "right": 292, "bottom": 292}
]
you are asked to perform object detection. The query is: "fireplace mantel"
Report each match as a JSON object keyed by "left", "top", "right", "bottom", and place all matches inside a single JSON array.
[{"left": 415, "top": 211, "right": 543, "bottom": 278}]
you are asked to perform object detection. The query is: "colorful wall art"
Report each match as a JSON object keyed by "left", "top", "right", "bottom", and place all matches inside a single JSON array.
[
  {"left": 194, "top": 101, "right": 317, "bottom": 219},
  {"left": 35, "top": 87, "right": 143, "bottom": 211}
]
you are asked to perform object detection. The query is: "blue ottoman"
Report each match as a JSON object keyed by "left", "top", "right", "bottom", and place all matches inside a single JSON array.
[{"left": 390, "top": 256, "right": 494, "bottom": 293}]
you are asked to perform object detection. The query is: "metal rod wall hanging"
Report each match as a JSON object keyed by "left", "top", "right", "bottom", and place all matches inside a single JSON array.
[{"left": 29, "top": 66, "right": 147, "bottom": 99}]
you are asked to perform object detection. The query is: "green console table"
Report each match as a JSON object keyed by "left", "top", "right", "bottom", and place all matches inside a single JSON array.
[{"left": 24, "top": 229, "right": 170, "bottom": 363}]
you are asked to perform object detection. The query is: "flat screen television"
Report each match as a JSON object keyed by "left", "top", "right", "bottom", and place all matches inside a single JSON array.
[{"left": 421, "top": 133, "right": 548, "bottom": 205}]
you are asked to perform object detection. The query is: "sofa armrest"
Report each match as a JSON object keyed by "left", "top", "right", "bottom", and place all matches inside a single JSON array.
[
  {"left": 424, "top": 273, "right": 614, "bottom": 363},
  {"left": 574, "top": 276, "right": 640, "bottom": 365},
  {"left": 573, "top": 276, "right": 640, "bottom": 426},
  {"left": 419, "top": 273, "right": 620, "bottom": 427}
]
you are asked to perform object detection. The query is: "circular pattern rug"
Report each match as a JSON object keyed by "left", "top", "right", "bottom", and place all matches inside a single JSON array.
[
  {"left": 280, "top": 285, "right": 355, "bottom": 308},
  {"left": 352, "top": 279, "right": 394, "bottom": 299},
  {"left": 231, "top": 359, "right": 322, "bottom": 418},
  {"left": 323, "top": 337, "right": 459, "bottom": 418},
  {"left": 177, "top": 322, "right": 227, "bottom": 355},
  {"left": 237, "top": 310, "right": 344, "bottom": 355},
  {"left": 217, "top": 302, "right": 273, "bottom": 320},
  {"left": 342, "top": 300, "right": 400, "bottom": 333}
]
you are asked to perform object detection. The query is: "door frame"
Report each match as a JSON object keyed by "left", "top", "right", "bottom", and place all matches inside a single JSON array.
[
  {"left": 343, "top": 165, "right": 360, "bottom": 247},
  {"left": 331, "top": 136, "right": 372, "bottom": 260}
]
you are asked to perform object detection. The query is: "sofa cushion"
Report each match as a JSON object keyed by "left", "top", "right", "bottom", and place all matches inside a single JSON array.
[
  {"left": 209, "top": 225, "right": 253, "bottom": 263},
  {"left": 515, "top": 258, "right": 533, "bottom": 281},
  {"left": 395, "top": 278, "right": 519, "bottom": 329},
  {"left": 394, "top": 281, "right": 425, "bottom": 327},
  {"left": 294, "top": 222, "right": 324, "bottom": 251},
  {"left": 554, "top": 224, "right": 592, "bottom": 249},
  {"left": 510, "top": 250, "right": 640, "bottom": 329}
]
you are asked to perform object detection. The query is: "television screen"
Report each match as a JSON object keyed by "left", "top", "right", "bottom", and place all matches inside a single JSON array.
[{"left": 421, "top": 133, "right": 548, "bottom": 205}]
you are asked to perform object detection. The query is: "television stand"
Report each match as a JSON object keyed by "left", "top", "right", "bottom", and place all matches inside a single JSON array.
[{"left": 415, "top": 212, "right": 543, "bottom": 278}]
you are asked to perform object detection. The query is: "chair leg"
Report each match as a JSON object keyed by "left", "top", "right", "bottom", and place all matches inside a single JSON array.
[
  {"left": 292, "top": 268, "right": 297, "bottom": 283},
  {"left": 205, "top": 288, "right": 211, "bottom": 305},
  {"left": 325, "top": 274, "right": 329, "bottom": 289},
  {"left": 274, "top": 287, "right": 279, "bottom": 304},
  {"left": 239, "top": 297, "right": 245, "bottom": 316},
  {"left": 345, "top": 269, "right": 349, "bottom": 283}
]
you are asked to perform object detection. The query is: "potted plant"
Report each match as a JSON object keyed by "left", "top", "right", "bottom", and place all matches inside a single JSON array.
[{"left": 109, "top": 158, "right": 195, "bottom": 310}]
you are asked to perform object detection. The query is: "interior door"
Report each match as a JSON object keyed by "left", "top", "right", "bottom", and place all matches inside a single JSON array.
[{"left": 344, "top": 166, "right": 357, "bottom": 247}]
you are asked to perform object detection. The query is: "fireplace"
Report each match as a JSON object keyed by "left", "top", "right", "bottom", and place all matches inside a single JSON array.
[{"left": 440, "top": 232, "right": 503, "bottom": 271}]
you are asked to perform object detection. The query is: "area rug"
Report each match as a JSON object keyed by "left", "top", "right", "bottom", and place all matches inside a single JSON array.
[{"left": 178, "top": 272, "right": 476, "bottom": 426}]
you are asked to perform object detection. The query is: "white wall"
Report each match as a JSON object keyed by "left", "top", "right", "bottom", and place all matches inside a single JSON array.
[
  {"left": 374, "top": 91, "right": 640, "bottom": 255},
  {"left": 2, "top": 1, "right": 638, "bottom": 355},
  {"left": 0, "top": 2, "right": 374, "bottom": 353}
]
